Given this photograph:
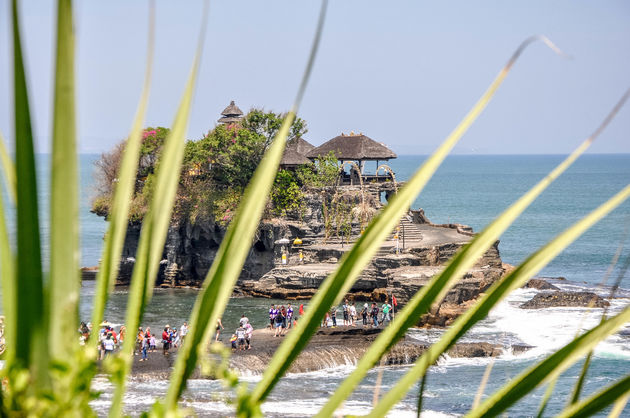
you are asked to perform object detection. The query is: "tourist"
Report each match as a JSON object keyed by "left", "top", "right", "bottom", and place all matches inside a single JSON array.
[
  {"left": 245, "top": 322, "right": 253, "bottom": 349},
  {"left": 102, "top": 334, "right": 115, "bottom": 357},
  {"left": 342, "top": 299, "right": 349, "bottom": 326},
  {"left": 323, "top": 311, "right": 330, "bottom": 327},
  {"left": 235, "top": 325, "right": 246, "bottom": 350},
  {"left": 330, "top": 306, "right": 337, "bottom": 327},
  {"left": 240, "top": 314, "right": 249, "bottom": 327},
  {"left": 286, "top": 303, "right": 294, "bottom": 329},
  {"left": 371, "top": 303, "right": 380, "bottom": 328},
  {"left": 171, "top": 327, "right": 179, "bottom": 348},
  {"left": 280, "top": 306, "right": 288, "bottom": 336},
  {"left": 180, "top": 322, "right": 189, "bottom": 344},
  {"left": 150, "top": 334, "right": 157, "bottom": 352},
  {"left": 139, "top": 332, "right": 148, "bottom": 362},
  {"left": 382, "top": 301, "right": 392, "bottom": 324},
  {"left": 361, "top": 303, "right": 368, "bottom": 327},
  {"left": 118, "top": 325, "right": 126, "bottom": 346},
  {"left": 135, "top": 327, "right": 144, "bottom": 355},
  {"left": 274, "top": 307, "right": 285, "bottom": 337},
  {"left": 269, "top": 304, "right": 276, "bottom": 329},
  {"left": 350, "top": 302, "right": 357, "bottom": 326},
  {"left": 299, "top": 303, "right": 304, "bottom": 316},
  {"left": 230, "top": 334, "right": 238, "bottom": 351},
  {"left": 162, "top": 325, "right": 171, "bottom": 356},
  {"left": 215, "top": 318, "right": 224, "bottom": 341},
  {"left": 78, "top": 321, "right": 90, "bottom": 345}
]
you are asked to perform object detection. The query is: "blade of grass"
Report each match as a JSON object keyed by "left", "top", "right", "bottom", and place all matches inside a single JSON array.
[
  {"left": 556, "top": 374, "right": 630, "bottom": 418},
  {"left": 0, "top": 176, "right": 15, "bottom": 365},
  {"left": 165, "top": 1, "right": 328, "bottom": 412},
  {"left": 608, "top": 394, "right": 630, "bottom": 418},
  {"left": 319, "top": 85, "right": 628, "bottom": 418},
  {"left": 88, "top": 0, "right": 154, "bottom": 349},
  {"left": 11, "top": 0, "right": 47, "bottom": 386},
  {"left": 109, "top": 3, "right": 208, "bottom": 416},
  {"left": 0, "top": 129, "right": 15, "bottom": 361},
  {"left": 568, "top": 241, "right": 630, "bottom": 406},
  {"left": 49, "top": 0, "right": 79, "bottom": 366},
  {"left": 0, "top": 130, "right": 16, "bottom": 202},
  {"left": 570, "top": 351, "right": 593, "bottom": 405},
  {"left": 416, "top": 374, "right": 427, "bottom": 418},
  {"left": 369, "top": 183, "right": 630, "bottom": 417},
  {"left": 536, "top": 379, "right": 558, "bottom": 418},
  {"left": 247, "top": 36, "right": 567, "bottom": 414},
  {"left": 472, "top": 360, "right": 494, "bottom": 410},
  {"left": 466, "top": 283, "right": 630, "bottom": 414}
]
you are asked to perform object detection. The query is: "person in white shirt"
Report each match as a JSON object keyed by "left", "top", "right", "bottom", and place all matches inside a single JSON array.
[{"left": 180, "top": 322, "right": 189, "bottom": 344}]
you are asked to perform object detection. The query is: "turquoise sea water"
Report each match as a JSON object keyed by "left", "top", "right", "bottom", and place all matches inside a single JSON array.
[{"left": 11, "top": 154, "right": 630, "bottom": 416}]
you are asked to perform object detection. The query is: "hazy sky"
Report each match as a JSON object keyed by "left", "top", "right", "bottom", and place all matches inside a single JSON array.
[{"left": 1, "top": 1, "right": 629, "bottom": 155}]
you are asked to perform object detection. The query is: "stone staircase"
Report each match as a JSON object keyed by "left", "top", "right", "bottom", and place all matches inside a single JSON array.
[{"left": 300, "top": 213, "right": 424, "bottom": 257}]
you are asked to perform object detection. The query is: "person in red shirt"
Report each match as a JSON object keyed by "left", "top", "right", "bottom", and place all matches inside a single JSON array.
[{"left": 162, "top": 325, "right": 171, "bottom": 356}]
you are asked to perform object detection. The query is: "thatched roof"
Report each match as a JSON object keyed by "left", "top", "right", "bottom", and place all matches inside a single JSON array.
[
  {"left": 280, "top": 137, "right": 315, "bottom": 167},
  {"left": 221, "top": 100, "right": 243, "bottom": 116},
  {"left": 306, "top": 133, "right": 396, "bottom": 160},
  {"left": 287, "top": 137, "right": 315, "bottom": 155},
  {"left": 218, "top": 100, "right": 244, "bottom": 124},
  {"left": 280, "top": 147, "right": 312, "bottom": 167}
]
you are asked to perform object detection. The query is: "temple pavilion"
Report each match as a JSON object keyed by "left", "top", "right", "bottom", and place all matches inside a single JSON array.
[
  {"left": 279, "top": 137, "right": 315, "bottom": 170},
  {"left": 306, "top": 132, "right": 397, "bottom": 185},
  {"left": 217, "top": 100, "right": 244, "bottom": 125}
]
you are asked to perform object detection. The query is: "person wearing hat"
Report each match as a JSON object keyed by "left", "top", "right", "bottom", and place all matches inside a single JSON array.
[{"left": 162, "top": 325, "right": 171, "bottom": 356}]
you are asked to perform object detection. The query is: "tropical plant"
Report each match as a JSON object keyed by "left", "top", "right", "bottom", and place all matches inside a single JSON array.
[{"left": 1, "top": 0, "right": 629, "bottom": 417}]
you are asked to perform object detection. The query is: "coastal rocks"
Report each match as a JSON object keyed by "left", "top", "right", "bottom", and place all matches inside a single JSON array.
[
  {"left": 226, "top": 328, "right": 511, "bottom": 376},
  {"left": 520, "top": 291, "right": 610, "bottom": 309},
  {"left": 524, "top": 278, "right": 560, "bottom": 291}
]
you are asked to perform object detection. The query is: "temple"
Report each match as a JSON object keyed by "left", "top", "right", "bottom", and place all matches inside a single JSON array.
[
  {"left": 217, "top": 100, "right": 244, "bottom": 125},
  {"left": 306, "top": 132, "right": 397, "bottom": 185},
  {"left": 279, "top": 137, "right": 315, "bottom": 170}
]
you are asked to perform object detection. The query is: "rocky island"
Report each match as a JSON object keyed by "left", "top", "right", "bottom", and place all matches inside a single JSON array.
[
  {"left": 89, "top": 102, "right": 615, "bottom": 377},
  {"left": 92, "top": 102, "right": 611, "bottom": 333},
  {"left": 92, "top": 102, "right": 506, "bottom": 329}
]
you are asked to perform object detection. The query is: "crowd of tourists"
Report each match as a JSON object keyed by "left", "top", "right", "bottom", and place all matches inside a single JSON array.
[
  {"left": 78, "top": 320, "right": 190, "bottom": 361},
  {"left": 321, "top": 299, "right": 396, "bottom": 328},
  {"left": 77, "top": 295, "right": 396, "bottom": 362}
]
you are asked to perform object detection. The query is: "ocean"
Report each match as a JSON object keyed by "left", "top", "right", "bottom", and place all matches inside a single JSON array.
[{"left": 15, "top": 154, "right": 630, "bottom": 415}]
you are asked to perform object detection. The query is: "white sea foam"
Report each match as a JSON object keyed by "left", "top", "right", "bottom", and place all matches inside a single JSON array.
[{"left": 477, "top": 287, "right": 630, "bottom": 360}]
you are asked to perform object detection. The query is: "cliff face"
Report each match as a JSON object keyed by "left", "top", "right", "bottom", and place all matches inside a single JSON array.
[
  {"left": 116, "top": 184, "right": 386, "bottom": 287},
  {"left": 115, "top": 183, "right": 505, "bottom": 327}
]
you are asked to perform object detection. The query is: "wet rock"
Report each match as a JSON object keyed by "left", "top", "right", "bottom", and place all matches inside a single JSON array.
[
  {"left": 520, "top": 291, "right": 610, "bottom": 309},
  {"left": 523, "top": 278, "right": 560, "bottom": 291}
]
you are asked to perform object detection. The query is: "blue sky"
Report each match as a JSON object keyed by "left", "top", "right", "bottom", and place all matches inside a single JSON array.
[{"left": 1, "top": 1, "right": 629, "bottom": 155}]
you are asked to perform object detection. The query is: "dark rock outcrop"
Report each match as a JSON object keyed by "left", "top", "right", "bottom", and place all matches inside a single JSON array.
[
  {"left": 520, "top": 291, "right": 610, "bottom": 309},
  {"left": 109, "top": 184, "right": 505, "bottom": 328},
  {"left": 524, "top": 278, "right": 560, "bottom": 291}
]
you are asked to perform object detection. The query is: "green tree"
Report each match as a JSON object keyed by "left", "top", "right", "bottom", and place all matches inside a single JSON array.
[
  {"left": 296, "top": 150, "right": 339, "bottom": 189},
  {"left": 271, "top": 170, "right": 303, "bottom": 216}
]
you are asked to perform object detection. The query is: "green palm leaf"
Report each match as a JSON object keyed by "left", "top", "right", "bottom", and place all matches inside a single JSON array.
[
  {"left": 467, "top": 296, "right": 630, "bottom": 417},
  {"left": 49, "top": 0, "right": 79, "bottom": 366},
  {"left": 0, "top": 130, "right": 16, "bottom": 202},
  {"left": 164, "top": 2, "right": 329, "bottom": 413},
  {"left": 321, "top": 87, "right": 630, "bottom": 417},
  {"left": 370, "top": 182, "right": 630, "bottom": 416},
  {"left": 88, "top": 2, "right": 155, "bottom": 350},
  {"left": 108, "top": 3, "right": 208, "bottom": 416},
  {"left": 244, "top": 36, "right": 566, "bottom": 414},
  {"left": 559, "top": 372, "right": 629, "bottom": 418},
  {"left": 11, "top": 0, "right": 47, "bottom": 386}
]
